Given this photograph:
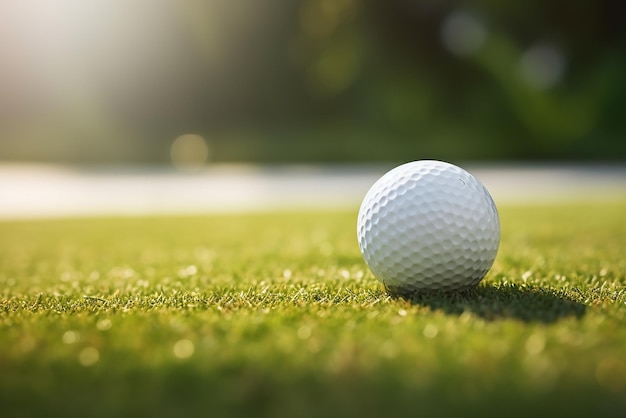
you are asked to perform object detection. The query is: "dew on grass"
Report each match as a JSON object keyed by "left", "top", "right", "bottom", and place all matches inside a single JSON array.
[
  {"left": 96, "top": 319, "right": 112, "bottom": 331},
  {"left": 525, "top": 333, "right": 546, "bottom": 355},
  {"left": 297, "top": 325, "right": 312, "bottom": 340},
  {"left": 423, "top": 324, "right": 438, "bottom": 339},
  {"left": 173, "top": 339, "right": 195, "bottom": 359},
  {"left": 110, "top": 267, "right": 135, "bottom": 279},
  {"left": 62, "top": 330, "right": 79, "bottom": 344},
  {"left": 316, "top": 310, "right": 328, "bottom": 318},
  {"left": 79, "top": 347, "right": 100, "bottom": 366},
  {"left": 178, "top": 265, "right": 197, "bottom": 278}
]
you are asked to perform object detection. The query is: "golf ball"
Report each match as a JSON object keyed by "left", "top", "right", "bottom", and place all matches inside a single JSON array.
[{"left": 357, "top": 160, "right": 500, "bottom": 294}]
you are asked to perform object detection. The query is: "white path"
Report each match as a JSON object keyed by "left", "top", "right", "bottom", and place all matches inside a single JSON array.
[{"left": 1, "top": 163, "right": 625, "bottom": 219}]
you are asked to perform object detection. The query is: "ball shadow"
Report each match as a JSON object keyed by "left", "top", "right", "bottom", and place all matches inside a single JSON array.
[{"left": 398, "top": 284, "right": 586, "bottom": 323}]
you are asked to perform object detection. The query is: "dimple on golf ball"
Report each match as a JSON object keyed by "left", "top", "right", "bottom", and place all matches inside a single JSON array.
[{"left": 357, "top": 160, "right": 500, "bottom": 294}]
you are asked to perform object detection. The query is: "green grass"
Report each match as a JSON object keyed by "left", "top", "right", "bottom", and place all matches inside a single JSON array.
[{"left": 1, "top": 203, "right": 626, "bottom": 418}]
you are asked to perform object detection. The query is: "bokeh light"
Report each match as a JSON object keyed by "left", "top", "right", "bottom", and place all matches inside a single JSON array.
[
  {"left": 440, "top": 10, "right": 486, "bottom": 57},
  {"left": 0, "top": 0, "right": 624, "bottom": 163},
  {"left": 173, "top": 339, "right": 195, "bottom": 359},
  {"left": 520, "top": 44, "right": 567, "bottom": 90},
  {"left": 170, "top": 134, "right": 210, "bottom": 171}
]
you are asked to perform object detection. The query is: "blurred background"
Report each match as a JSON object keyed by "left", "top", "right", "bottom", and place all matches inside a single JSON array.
[{"left": 1, "top": 0, "right": 625, "bottom": 166}]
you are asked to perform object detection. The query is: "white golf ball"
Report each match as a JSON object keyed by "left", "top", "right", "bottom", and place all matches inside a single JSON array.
[{"left": 357, "top": 160, "right": 500, "bottom": 294}]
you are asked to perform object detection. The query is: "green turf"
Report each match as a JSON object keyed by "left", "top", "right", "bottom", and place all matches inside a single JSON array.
[{"left": 1, "top": 203, "right": 625, "bottom": 418}]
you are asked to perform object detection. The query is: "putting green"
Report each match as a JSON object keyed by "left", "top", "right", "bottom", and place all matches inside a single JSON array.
[{"left": 1, "top": 203, "right": 625, "bottom": 417}]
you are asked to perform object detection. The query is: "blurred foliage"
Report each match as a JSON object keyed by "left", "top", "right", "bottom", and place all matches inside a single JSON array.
[{"left": 0, "top": 0, "right": 624, "bottom": 163}]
